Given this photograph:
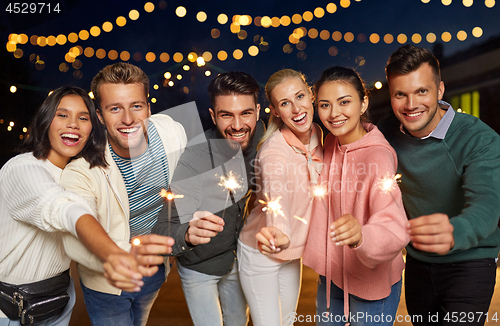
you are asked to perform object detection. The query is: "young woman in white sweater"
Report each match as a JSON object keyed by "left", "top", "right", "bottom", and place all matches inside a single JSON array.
[{"left": 0, "top": 87, "right": 168, "bottom": 326}]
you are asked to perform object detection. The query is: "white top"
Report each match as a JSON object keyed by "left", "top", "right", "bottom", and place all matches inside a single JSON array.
[{"left": 0, "top": 153, "right": 93, "bottom": 285}]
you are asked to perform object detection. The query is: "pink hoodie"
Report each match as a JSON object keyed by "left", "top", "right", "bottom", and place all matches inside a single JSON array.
[{"left": 303, "top": 123, "right": 409, "bottom": 321}]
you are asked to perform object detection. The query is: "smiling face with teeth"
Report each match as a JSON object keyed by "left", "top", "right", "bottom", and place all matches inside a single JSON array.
[
  {"left": 270, "top": 77, "right": 314, "bottom": 145},
  {"left": 317, "top": 81, "right": 368, "bottom": 145},
  {"left": 47, "top": 95, "right": 92, "bottom": 168},
  {"left": 389, "top": 63, "right": 445, "bottom": 138},
  {"left": 98, "top": 82, "right": 151, "bottom": 158},
  {"left": 209, "top": 94, "right": 259, "bottom": 151}
]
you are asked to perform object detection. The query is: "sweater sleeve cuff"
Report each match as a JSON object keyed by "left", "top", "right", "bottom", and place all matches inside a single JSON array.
[
  {"left": 172, "top": 223, "right": 191, "bottom": 256},
  {"left": 274, "top": 221, "right": 291, "bottom": 240},
  {"left": 63, "top": 202, "right": 94, "bottom": 237},
  {"left": 449, "top": 217, "right": 467, "bottom": 252}
]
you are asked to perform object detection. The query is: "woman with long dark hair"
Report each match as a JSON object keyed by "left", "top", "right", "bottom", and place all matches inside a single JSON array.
[{"left": 0, "top": 86, "right": 135, "bottom": 326}]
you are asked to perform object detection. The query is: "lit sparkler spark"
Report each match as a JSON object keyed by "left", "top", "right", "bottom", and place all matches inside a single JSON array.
[
  {"left": 293, "top": 215, "right": 308, "bottom": 225},
  {"left": 132, "top": 238, "right": 141, "bottom": 246},
  {"left": 160, "top": 189, "right": 184, "bottom": 237},
  {"left": 160, "top": 189, "right": 184, "bottom": 200},
  {"left": 378, "top": 173, "right": 402, "bottom": 194},
  {"left": 217, "top": 171, "right": 243, "bottom": 220},
  {"left": 311, "top": 183, "right": 328, "bottom": 213},
  {"left": 311, "top": 184, "right": 328, "bottom": 199},
  {"left": 218, "top": 171, "right": 243, "bottom": 193},
  {"left": 259, "top": 193, "right": 286, "bottom": 219}
]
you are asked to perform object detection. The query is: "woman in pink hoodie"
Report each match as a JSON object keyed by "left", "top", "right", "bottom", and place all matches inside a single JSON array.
[{"left": 302, "top": 66, "right": 409, "bottom": 326}]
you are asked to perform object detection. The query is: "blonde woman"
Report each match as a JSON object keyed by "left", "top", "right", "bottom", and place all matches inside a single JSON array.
[{"left": 238, "top": 69, "right": 323, "bottom": 326}]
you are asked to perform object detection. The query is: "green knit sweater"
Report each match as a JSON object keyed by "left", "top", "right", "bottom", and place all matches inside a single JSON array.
[{"left": 379, "top": 111, "right": 500, "bottom": 263}]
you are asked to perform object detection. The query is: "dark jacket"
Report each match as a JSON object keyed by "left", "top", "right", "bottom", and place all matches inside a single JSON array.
[{"left": 152, "top": 121, "right": 264, "bottom": 275}]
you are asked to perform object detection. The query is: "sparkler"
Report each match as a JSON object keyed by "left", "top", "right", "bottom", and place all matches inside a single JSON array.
[
  {"left": 293, "top": 215, "right": 308, "bottom": 225},
  {"left": 218, "top": 171, "right": 243, "bottom": 220},
  {"left": 377, "top": 173, "right": 402, "bottom": 208},
  {"left": 160, "top": 189, "right": 184, "bottom": 237},
  {"left": 259, "top": 193, "right": 285, "bottom": 219},
  {"left": 259, "top": 193, "right": 286, "bottom": 251},
  {"left": 311, "top": 184, "right": 329, "bottom": 213}
]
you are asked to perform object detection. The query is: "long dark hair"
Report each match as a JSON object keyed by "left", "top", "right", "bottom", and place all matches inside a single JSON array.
[{"left": 18, "top": 86, "right": 107, "bottom": 168}]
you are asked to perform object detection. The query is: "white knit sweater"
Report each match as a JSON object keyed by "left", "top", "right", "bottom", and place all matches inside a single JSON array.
[{"left": 0, "top": 153, "right": 93, "bottom": 286}]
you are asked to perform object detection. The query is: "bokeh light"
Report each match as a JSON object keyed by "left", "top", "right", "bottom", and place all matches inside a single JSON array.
[
  {"left": 173, "top": 52, "right": 183, "bottom": 62},
  {"left": 218, "top": 14, "right": 228, "bottom": 24},
  {"left": 144, "top": 2, "right": 155, "bottom": 12},
  {"left": 102, "top": 22, "right": 113, "bottom": 32},
  {"left": 160, "top": 53, "right": 170, "bottom": 62},
  {"left": 427, "top": 32, "right": 437, "bottom": 43},
  {"left": 218, "top": 50, "right": 228, "bottom": 61},
  {"left": 441, "top": 31, "right": 452, "bottom": 42},
  {"left": 384, "top": 34, "right": 394, "bottom": 44},
  {"left": 79, "top": 30, "right": 89, "bottom": 40},
  {"left": 233, "top": 49, "right": 243, "bottom": 60},
  {"left": 326, "top": 3, "right": 338, "bottom": 13},
  {"left": 108, "top": 50, "right": 118, "bottom": 60},
  {"left": 120, "top": 51, "right": 130, "bottom": 61},
  {"left": 146, "top": 52, "right": 156, "bottom": 62},
  {"left": 129, "top": 9, "right": 140, "bottom": 20},
  {"left": 340, "top": 0, "right": 351, "bottom": 8},
  {"left": 248, "top": 45, "right": 259, "bottom": 56},
  {"left": 116, "top": 16, "right": 127, "bottom": 27},
  {"left": 472, "top": 26, "right": 483, "bottom": 37},
  {"left": 412, "top": 33, "right": 422, "bottom": 44},
  {"left": 176, "top": 6, "right": 187, "bottom": 17},
  {"left": 197, "top": 11, "right": 207, "bottom": 22},
  {"left": 457, "top": 30, "right": 468, "bottom": 41},
  {"left": 370, "top": 33, "right": 380, "bottom": 43}
]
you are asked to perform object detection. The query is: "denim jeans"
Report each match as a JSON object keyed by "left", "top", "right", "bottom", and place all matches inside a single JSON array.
[
  {"left": 0, "top": 278, "right": 76, "bottom": 326},
  {"left": 176, "top": 260, "right": 248, "bottom": 326},
  {"left": 316, "top": 275, "right": 402, "bottom": 326},
  {"left": 80, "top": 264, "right": 165, "bottom": 326},
  {"left": 405, "top": 255, "right": 496, "bottom": 326}
]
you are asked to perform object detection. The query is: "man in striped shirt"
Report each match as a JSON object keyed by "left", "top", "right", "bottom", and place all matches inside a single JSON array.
[{"left": 60, "top": 62, "right": 187, "bottom": 326}]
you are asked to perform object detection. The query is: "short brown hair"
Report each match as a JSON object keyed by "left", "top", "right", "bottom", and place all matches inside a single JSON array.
[
  {"left": 386, "top": 45, "right": 441, "bottom": 86},
  {"left": 207, "top": 71, "right": 260, "bottom": 109},
  {"left": 91, "top": 62, "right": 149, "bottom": 110}
]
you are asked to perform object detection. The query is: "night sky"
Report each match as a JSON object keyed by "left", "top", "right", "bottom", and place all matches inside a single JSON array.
[{"left": 1, "top": 0, "right": 500, "bottom": 165}]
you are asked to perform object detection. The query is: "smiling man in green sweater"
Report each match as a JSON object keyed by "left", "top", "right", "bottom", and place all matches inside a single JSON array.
[{"left": 379, "top": 45, "right": 500, "bottom": 326}]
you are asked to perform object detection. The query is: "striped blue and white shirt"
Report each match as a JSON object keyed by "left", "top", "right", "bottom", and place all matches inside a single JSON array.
[{"left": 110, "top": 122, "right": 169, "bottom": 239}]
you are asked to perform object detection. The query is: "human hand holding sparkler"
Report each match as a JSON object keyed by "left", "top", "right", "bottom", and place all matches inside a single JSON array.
[
  {"left": 103, "top": 234, "right": 174, "bottom": 291},
  {"left": 256, "top": 226, "right": 290, "bottom": 255},
  {"left": 330, "top": 214, "right": 362, "bottom": 248},
  {"left": 185, "top": 211, "right": 225, "bottom": 246}
]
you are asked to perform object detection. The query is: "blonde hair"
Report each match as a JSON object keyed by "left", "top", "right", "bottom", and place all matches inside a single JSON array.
[{"left": 258, "top": 69, "right": 309, "bottom": 150}]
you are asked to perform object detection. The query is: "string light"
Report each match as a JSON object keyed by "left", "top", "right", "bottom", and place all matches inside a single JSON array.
[{"left": 5, "top": 2, "right": 492, "bottom": 88}]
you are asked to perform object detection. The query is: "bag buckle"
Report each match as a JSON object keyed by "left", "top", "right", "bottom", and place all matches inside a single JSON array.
[
  {"left": 21, "top": 310, "right": 34, "bottom": 326},
  {"left": 12, "top": 292, "right": 24, "bottom": 317}
]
